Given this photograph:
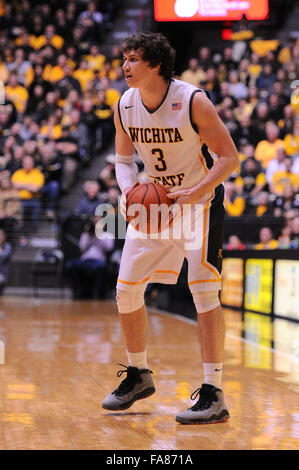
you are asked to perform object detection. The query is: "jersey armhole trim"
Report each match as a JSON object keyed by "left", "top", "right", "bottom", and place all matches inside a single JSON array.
[
  {"left": 118, "top": 98, "right": 127, "bottom": 135},
  {"left": 189, "top": 88, "right": 210, "bottom": 134}
]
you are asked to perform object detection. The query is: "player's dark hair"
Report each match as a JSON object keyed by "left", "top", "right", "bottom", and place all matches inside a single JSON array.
[{"left": 122, "top": 32, "right": 175, "bottom": 81}]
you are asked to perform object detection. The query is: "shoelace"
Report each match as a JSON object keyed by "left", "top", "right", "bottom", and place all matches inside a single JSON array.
[
  {"left": 112, "top": 364, "right": 152, "bottom": 396},
  {"left": 189, "top": 387, "right": 218, "bottom": 411}
]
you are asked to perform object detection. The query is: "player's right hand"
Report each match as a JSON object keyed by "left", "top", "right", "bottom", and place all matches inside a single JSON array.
[{"left": 119, "top": 182, "right": 140, "bottom": 219}]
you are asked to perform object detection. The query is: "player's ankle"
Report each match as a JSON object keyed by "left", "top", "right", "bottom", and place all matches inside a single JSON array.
[
  {"left": 127, "top": 350, "right": 148, "bottom": 370},
  {"left": 203, "top": 363, "right": 223, "bottom": 389}
]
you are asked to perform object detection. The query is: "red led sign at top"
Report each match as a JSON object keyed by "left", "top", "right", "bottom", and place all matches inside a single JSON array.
[{"left": 154, "top": 0, "right": 269, "bottom": 22}]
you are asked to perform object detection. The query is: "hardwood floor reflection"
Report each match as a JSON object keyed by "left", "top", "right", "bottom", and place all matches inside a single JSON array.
[{"left": 0, "top": 297, "right": 298, "bottom": 450}]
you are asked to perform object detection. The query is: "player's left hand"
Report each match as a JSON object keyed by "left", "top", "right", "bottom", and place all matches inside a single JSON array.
[{"left": 167, "top": 187, "right": 202, "bottom": 205}]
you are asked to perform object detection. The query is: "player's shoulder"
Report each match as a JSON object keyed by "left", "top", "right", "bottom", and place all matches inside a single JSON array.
[
  {"left": 118, "top": 87, "right": 137, "bottom": 108},
  {"left": 171, "top": 78, "right": 208, "bottom": 103}
]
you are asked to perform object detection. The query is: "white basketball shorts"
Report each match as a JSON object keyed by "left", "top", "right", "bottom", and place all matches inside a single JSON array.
[{"left": 117, "top": 185, "right": 225, "bottom": 295}]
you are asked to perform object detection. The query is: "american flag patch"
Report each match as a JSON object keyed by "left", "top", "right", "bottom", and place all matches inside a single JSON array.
[{"left": 172, "top": 102, "right": 182, "bottom": 110}]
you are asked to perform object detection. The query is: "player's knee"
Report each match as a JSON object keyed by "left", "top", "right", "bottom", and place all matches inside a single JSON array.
[
  {"left": 192, "top": 290, "right": 220, "bottom": 314},
  {"left": 116, "top": 287, "right": 145, "bottom": 314}
]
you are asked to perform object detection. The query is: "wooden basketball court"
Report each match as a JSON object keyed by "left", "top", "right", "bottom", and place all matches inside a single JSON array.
[{"left": 0, "top": 296, "right": 298, "bottom": 450}]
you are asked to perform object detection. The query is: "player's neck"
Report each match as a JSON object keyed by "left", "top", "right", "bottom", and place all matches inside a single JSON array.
[{"left": 139, "top": 77, "right": 170, "bottom": 113}]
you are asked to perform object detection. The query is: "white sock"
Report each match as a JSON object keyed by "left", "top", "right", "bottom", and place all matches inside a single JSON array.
[
  {"left": 203, "top": 363, "right": 223, "bottom": 389},
  {"left": 126, "top": 350, "right": 148, "bottom": 370}
]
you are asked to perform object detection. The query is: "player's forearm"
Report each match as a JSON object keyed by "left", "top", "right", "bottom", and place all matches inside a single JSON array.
[
  {"left": 194, "top": 154, "right": 239, "bottom": 198},
  {"left": 115, "top": 153, "right": 138, "bottom": 192}
]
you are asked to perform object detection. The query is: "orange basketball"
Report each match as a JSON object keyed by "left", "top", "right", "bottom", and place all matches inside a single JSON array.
[{"left": 126, "top": 183, "right": 173, "bottom": 233}]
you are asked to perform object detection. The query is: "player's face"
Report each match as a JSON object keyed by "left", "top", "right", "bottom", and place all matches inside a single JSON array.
[{"left": 122, "top": 49, "right": 158, "bottom": 88}]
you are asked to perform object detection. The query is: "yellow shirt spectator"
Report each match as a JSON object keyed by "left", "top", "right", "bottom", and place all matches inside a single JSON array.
[
  {"left": 284, "top": 134, "right": 299, "bottom": 156},
  {"left": 254, "top": 139, "right": 285, "bottom": 168},
  {"left": 11, "top": 168, "right": 44, "bottom": 199},
  {"left": 43, "top": 64, "right": 65, "bottom": 83},
  {"left": 271, "top": 170, "right": 299, "bottom": 195},
  {"left": 181, "top": 68, "right": 206, "bottom": 87},
  {"left": 235, "top": 172, "right": 266, "bottom": 192},
  {"left": 250, "top": 39, "right": 279, "bottom": 57},
  {"left": 40, "top": 124, "right": 62, "bottom": 140},
  {"left": 248, "top": 64, "right": 262, "bottom": 79},
  {"left": 105, "top": 87, "right": 120, "bottom": 108},
  {"left": 29, "top": 34, "right": 64, "bottom": 51},
  {"left": 73, "top": 68, "right": 94, "bottom": 92},
  {"left": 5, "top": 83, "right": 29, "bottom": 113},
  {"left": 84, "top": 53, "right": 106, "bottom": 72},
  {"left": 224, "top": 196, "right": 246, "bottom": 217},
  {"left": 255, "top": 239, "right": 279, "bottom": 250}
]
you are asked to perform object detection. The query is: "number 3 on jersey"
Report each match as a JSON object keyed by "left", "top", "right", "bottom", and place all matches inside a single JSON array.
[{"left": 152, "top": 148, "right": 167, "bottom": 171}]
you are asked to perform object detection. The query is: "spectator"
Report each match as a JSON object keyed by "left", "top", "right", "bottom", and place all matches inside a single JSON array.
[
  {"left": 236, "top": 157, "right": 266, "bottom": 199},
  {"left": 75, "top": 180, "right": 104, "bottom": 216},
  {"left": 223, "top": 46, "right": 237, "bottom": 71},
  {"left": 254, "top": 227, "right": 279, "bottom": 250},
  {"left": 265, "top": 146, "right": 287, "bottom": 185},
  {"left": 66, "top": 216, "right": 114, "bottom": 299},
  {"left": 278, "top": 224, "right": 292, "bottom": 249},
  {"left": 271, "top": 81, "right": 289, "bottom": 109},
  {"left": 251, "top": 191, "right": 274, "bottom": 217},
  {"left": 290, "top": 216, "right": 299, "bottom": 248},
  {"left": 198, "top": 46, "right": 212, "bottom": 69},
  {"left": 109, "top": 66, "right": 128, "bottom": 96},
  {"left": 43, "top": 53, "right": 67, "bottom": 84},
  {"left": 232, "top": 114, "right": 264, "bottom": 147},
  {"left": 226, "top": 235, "right": 246, "bottom": 250},
  {"left": 270, "top": 156, "right": 299, "bottom": 196},
  {"left": 5, "top": 72, "right": 29, "bottom": 114},
  {"left": 256, "top": 64, "right": 276, "bottom": 95},
  {"left": 11, "top": 154, "right": 44, "bottom": 230},
  {"left": 274, "top": 185, "right": 299, "bottom": 217},
  {"left": 252, "top": 101, "right": 269, "bottom": 135},
  {"left": 224, "top": 181, "right": 246, "bottom": 217},
  {"left": 56, "top": 65, "right": 81, "bottom": 97},
  {"left": 203, "top": 67, "right": 220, "bottom": 104},
  {"left": 77, "top": 1, "right": 104, "bottom": 43},
  {"left": 7, "top": 47, "right": 33, "bottom": 86},
  {"left": 94, "top": 89, "right": 114, "bottom": 148},
  {"left": 248, "top": 52, "right": 262, "bottom": 82},
  {"left": 99, "top": 76, "right": 120, "bottom": 110},
  {"left": 284, "top": 119, "right": 299, "bottom": 157},
  {"left": 98, "top": 154, "right": 116, "bottom": 190},
  {"left": 73, "top": 59, "right": 94, "bottom": 92},
  {"left": 0, "top": 228, "right": 12, "bottom": 295},
  {"left": 39, "top": 143, "right": 62, "bottom": 219},
  {"left": 255, "top": 122, "right": 285, "bottom": 169},
  {"left": 84, "top": 43, "right": 106, "bottom": 72},
  {"left": 40, "top": 115, "right": 62, "bottom": 141},
  {"left": 267, "top": 93, "right": 284, "bottom": 122},
  {"left": 227, "top": 70, "right": 248, "bottom": 100},
  {"left": 238, "top": 59, "right": 251, "bottom": 87},
  {"left": 181, "top": 58, "right": 206, "bottom": 87},
  {"left": 216, "top": 62, "right": 228, "bottom": 84},
  {"left": 0, "top": 176, "right": 21, "bottom": 242},
  {"left": 55, "top": 125, "right": 80, "bottom": 193},
  {"left": 79, "top": 98, "right": 100, "bottom": 155}
]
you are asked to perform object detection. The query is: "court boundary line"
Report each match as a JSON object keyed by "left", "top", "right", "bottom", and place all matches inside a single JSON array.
[{"left": 147, "top": 306, "right": 299, "bottom": 363}]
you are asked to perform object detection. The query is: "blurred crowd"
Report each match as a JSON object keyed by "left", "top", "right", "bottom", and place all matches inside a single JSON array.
[
  {"left": 180, "top": 38, "right": 299, "bottom": 250},
  {"left": 0, "top": 0, "right": 124, "bottom": 241},
  {"left": 0, "top": 0, "right": 299, "bottom": 298}
]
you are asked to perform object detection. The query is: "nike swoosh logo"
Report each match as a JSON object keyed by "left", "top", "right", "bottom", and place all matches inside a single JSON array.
[
  {"left": 214, "top": 369, "right": 222, "bottom": 371},
  {"left": 125, "top": 105, "right": 134, "bottom": 109}
]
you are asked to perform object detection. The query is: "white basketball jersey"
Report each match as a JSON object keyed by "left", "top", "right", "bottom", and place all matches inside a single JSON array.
[{"left": 118, "top": 78, "right": 218, "bottom": 202}]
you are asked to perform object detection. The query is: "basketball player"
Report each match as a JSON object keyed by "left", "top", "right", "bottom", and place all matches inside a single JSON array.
[{"left": 102, "top": 32, "right": 239, "bottom": 424}]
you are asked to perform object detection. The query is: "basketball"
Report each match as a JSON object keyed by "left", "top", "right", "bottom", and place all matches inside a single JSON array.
[{"left": 126, "top": 183, "right": 173, "bottom": 233}]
